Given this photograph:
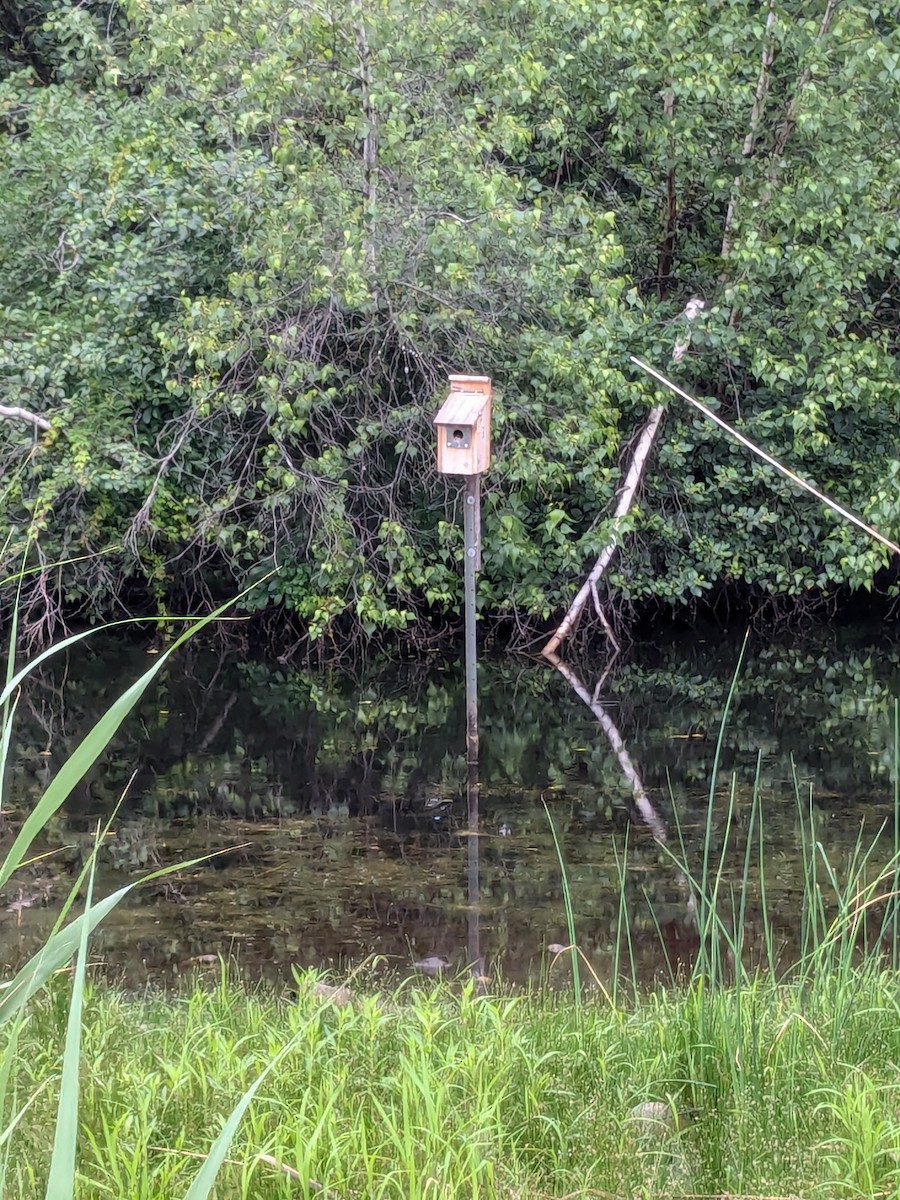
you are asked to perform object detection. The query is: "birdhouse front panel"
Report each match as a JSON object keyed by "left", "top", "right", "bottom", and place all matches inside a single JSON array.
[{"left": 434, "top": 375, "right": 491, "bottom": 475}]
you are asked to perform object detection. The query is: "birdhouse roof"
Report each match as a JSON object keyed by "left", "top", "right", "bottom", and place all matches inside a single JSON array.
[{"left": 434, "top": 391, "right": 487, "bottom": 427}]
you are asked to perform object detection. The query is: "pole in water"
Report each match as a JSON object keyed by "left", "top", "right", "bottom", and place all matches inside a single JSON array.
[
  {"left": 432, "top": 374, "right": 491, "bottom": 768},
  {"left": 467, "top": 756, "right": 485, "bottom": 984},
  {"left": 463, "top": 473, "right": 481, "bottom": 764}
]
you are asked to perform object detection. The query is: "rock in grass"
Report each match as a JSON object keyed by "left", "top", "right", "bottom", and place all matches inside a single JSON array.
[
  {"left": 627, "top": 1101, "right": 680, "bottom": 1139},
  {"left": 312, "top": 981, "right": 354, "bottom": 1007}
]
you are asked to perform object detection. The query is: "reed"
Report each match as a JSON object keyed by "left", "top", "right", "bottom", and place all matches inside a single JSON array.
[{"left": 0, "top": 573, "right": 275, "bottom": 1200}]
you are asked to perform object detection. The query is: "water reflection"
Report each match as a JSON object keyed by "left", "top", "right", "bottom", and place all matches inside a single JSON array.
[
  {"left": 2, "top": 624, "right": 900, "bottom": 986},
  {"left": 545, "top": 645, "right": 702, "bottom": 982}
]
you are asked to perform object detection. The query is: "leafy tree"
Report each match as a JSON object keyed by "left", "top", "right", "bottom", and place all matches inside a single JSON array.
[{"left": 1, "top": 0, "right": 899, "bottom": 646}]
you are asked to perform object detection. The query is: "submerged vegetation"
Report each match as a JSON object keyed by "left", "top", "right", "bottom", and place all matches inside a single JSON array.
[{"left": 2, "top": 1, "right": 900, "bottom": 647}]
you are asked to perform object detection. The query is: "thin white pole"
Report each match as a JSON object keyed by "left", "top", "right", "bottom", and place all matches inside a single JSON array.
[{"left": 630, "top": 356, "right": 900, "bottom": 558}]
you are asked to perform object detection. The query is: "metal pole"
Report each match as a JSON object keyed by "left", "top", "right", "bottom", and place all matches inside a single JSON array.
[
  {"left": 463, "top": 473, "right": 480, "bottom": 764},
  {"left": 467, "top": 757, "right": 484, "bottom": 985}
]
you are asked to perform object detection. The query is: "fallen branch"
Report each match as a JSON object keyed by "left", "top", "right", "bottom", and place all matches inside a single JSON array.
[
  {"left": 148, "top": 1146, "right": 339, "bottom": 1197},
  {"left": 542, "top": 405, "right": 665, "bottom": 658},
  {"left": 0, "top": 403, "right": 51, "bottom": 432},
  {"left": 258, "top": 1153, "right": 339, "bottom": 1196},
  {"left": 630, "top": 356, "right": 900, "bottom": 557}
]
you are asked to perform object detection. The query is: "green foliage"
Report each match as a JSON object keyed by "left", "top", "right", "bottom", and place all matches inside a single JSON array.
[
  {"left": 9, "top": 969, "right": 900, "bottom": 1197},
  {"left": 1, "top": 0, "right": 899, "bottom": 642}
]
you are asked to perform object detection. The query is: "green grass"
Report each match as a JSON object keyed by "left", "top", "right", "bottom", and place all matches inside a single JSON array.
[{"left": 4, "top": 965, "right": 900, "bottom": 1199}]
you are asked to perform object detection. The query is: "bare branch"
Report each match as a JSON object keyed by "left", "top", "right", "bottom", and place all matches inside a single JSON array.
[
  {"left": 126, "top": 418, "right": 195, "bottom": 550},
  {"left": 658, "top": 85, "right": 677, "bottom": 296},
  {"left": 631, "top": 356, "right": 900, "bottom": 558},
  {"left": 0, "top": 403, "right": 51, "bottom": 432},
  {"left": 772, "top": 0, "right": 839, "bottom": 160},
  {"left": 358, "top": 17, "right": 377, "bottom": 275},
  {"left": 542, "top": 405, "right": 666, "bottom": 658}
]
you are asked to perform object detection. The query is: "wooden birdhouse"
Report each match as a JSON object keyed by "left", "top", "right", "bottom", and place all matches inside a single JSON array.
[{"left": 433, "top": 375, "right": 491, "bottom": 476}]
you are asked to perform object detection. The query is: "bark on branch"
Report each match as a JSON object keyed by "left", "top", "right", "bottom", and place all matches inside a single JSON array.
[
  {"left": 126, "top": 419, "right": 195, "bottom": 550},
  {"left": 772, "top": 0, "right": 839, "bottom": 161},
  {"left": 0, "top": 403, "right": 51, "bottom": 432},
  {"left": 542, "top": 405, "right": 666, "bottom": 658},
  {"left": 357, "top": 18, "right": 377, "bottom": 275},
  {"left": 658, "top": 86, "right": 677, "bottom": 297}
]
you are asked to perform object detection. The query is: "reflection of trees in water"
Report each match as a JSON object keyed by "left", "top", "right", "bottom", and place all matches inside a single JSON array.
[{"left": 6, "top": 629, "right": 900, "bottom": 831}]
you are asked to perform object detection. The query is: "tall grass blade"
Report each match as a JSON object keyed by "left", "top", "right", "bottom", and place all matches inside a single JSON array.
[
  {"left": 44, "top": 830, "right": 98, "bottom": 1200},
  {"left": 0, "top": 692, "right": 19, "bottom": 814},
  {"left": 736, "top": 751, "right": 762, "bottom": 981},
  {"left": 0, "top": 853, "right": 213, "bottom": 1027},
  {"left": 703, "top": 774, "right": 738, "bottom": 986},
  {"left": 542, "top": 800, "right": 581, "bottom": 1016},
  {"left": 893, "top": 698, "right": 899, "bottom": 971},
  {"left": 611, "top": 829, "right": 636, "bottom": 1001},
  {"left": 696, "top": 630, "right": 748, "bottom": 977},
  {"left": 0, "top": 544, "right": 26, "bottom": 812},
  {"left": 0, "top": 575, "right": 272, "bottom": 893},
  {"left": 181, "top": 1022, "right": 319, "bottom": 1200}
]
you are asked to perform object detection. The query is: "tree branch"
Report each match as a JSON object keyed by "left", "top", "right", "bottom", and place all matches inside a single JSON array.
[
  {"left": 542, "top": 404, "right": 666, "bottom": 658},
  {"left": 543, "top": 651, "right": 668, "bottom": 842},
  {"left": 721, "top": 4, "right": 778, "bottom": 261},
  {"left": 772, "top": 0, "right": 839, "bottom": 160},
  {"left": 358, "top": 17, "right": 377, "bottom": 275},
  {"left": 658, "top": 86, "right": 677, "bottom": 297},
  {"left": 125, "top": 419, "right": 195, "bottom": 550},
  {"left": 0, "top": 403, "right": 51, "bottom": 432}
]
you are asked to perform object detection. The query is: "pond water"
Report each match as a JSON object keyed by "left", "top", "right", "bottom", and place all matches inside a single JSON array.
[{"left": 3, "top": 621, "right": 900, "bottom": 989}]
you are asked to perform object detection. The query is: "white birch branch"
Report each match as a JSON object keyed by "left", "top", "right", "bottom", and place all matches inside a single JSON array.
[
  {"left": 542, "top": 405, "right": 666, "bottom": 658},
  {"left": 544, "top": 650, "right": 668, "bottom": 842},
  {"left": 0, "top": 403, "right": 52, "bottom": 432},
  {"left": 721, "top": 4, "right": 778, "bottom": 260},
  {"left": 545, "top": 653, "right": 706, "bottom": 959},
  {"left": 358, "top": 18, "right": 377, "bottom": 274},
  {"left": 772, "top": 0, "right": 839, "bottom": 160}
]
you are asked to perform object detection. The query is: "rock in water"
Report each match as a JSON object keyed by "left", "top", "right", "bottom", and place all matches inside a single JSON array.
[{"left": 412, "top": 956, "right": 450, "bottom": 974}]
